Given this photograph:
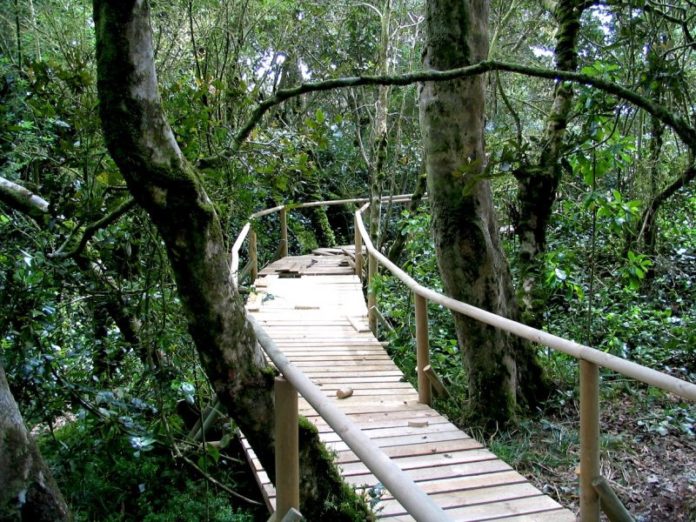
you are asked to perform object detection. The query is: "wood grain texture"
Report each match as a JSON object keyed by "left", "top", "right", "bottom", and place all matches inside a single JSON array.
[{"left": 240, "top": 253, "right": 575, "bottom": 521}]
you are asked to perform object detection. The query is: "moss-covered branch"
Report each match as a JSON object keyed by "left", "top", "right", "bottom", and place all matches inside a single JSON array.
[
  {"left": 634, "top": 162, "right": 696, "bottom": 247},
  {"left": 234, "top": 60, "right": 696, "bottom": 152}
]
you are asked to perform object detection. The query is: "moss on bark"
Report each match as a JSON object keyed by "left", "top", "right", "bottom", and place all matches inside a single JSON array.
[
  {"left": 297, "top": 418, "right": 373, "bottom": 521},
  {"left": 514, "top": 0, "right": 588, "bottom": 328}
]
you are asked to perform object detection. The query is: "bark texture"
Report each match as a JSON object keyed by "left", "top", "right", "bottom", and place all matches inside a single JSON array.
[
  {"left": 419, "top": 0, "right": 547, "bottom": 428},
  {"left": 92, "top": 2, "right": 369, "bottom": 518},
  {"left": 0, "top": 364, "right": 70, "bottom": 522},
  {"left": 514, "top": 0, "right": 588, "bottom": 327}
]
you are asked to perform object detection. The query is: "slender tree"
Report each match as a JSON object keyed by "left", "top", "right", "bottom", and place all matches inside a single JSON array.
[{"left": 513, "top": 0, "right": 590, "bottom": 326}]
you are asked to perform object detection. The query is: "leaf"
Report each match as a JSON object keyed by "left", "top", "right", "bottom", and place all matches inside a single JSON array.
[
  {"left": 205, "top": 443, "right": 220, "bottom": 463},
  {"left": 555, "top": 268, "right": 567, "bottom": 281}
]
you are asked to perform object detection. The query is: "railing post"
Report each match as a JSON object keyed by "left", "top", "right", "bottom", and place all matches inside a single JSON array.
[
  {"left": 354, "top": 216, "right": 363, "bottom": 282},
  {"left": 367, "top": 253, "right": 377, "bottom": 333},
  {"left": 250, "top": 228, "right": 258, "bottom": 281},
  {"left": 275, "top": 376, "right": 299, "bottom": 519},
  {"left": 580, "top": 360, "right": 600, "bottom": 522},
  {"left": 415, "top": 294, "right": 432, "bottom": 406},
  {"left": 279, "top": 207, "right": 288, "bottom": 259}
]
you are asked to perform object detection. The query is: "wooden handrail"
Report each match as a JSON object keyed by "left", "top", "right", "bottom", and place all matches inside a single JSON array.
[
  {"left": 231, "top": 194, "right": 415, "bottom": 285},
  {"left": 230, "top": 194, "right": 695, "bottom": 522},
  {"left": 249, "top": 317, "right": 451, "bottom": 521},
  {"left": 353, "top": 205, "right": 696, "bottom": 401},
  {"left": 353, "top": 197, "right": 695, "bottom": 522}
]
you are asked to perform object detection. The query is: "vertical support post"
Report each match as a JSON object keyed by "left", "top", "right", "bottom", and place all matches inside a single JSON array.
[
  {"left": 415, "top": 294, "right": 432, "bottom": 406},
  {"left": 279, "top": 207, "right": 288, "bottom": 259},
  {"left": 354, "top": 216, "right": 363, "bottom": 281},
  {"left": 275, "top": 376, "right": 299, "bottom": 519},
  {"left": 580, "top": 360, "right": 600, "bottom": 522},
  {"left": 367, "top": 253, "right": 377, "bottom": 333},
  {"left": 250, "top": 229, "right": 258, "bottom": 281}
]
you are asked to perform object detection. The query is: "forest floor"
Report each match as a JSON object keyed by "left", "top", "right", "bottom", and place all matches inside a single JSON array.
[{"left": 487, "top": 387, "right": 696, "bottom": 521}]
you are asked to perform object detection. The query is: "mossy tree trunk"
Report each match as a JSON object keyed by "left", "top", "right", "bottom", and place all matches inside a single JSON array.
[
  {"left": 419, "top": 0, "right": 548, "bottom": 429},
  {"left": 0, "top": 363, "right": 70, "bottom": 521},
  {"left": 513, "top": 0, "right": 588, "bottom": 327},
  {"left": 92, "top": 2, "right": 369, "bottom": 518}
]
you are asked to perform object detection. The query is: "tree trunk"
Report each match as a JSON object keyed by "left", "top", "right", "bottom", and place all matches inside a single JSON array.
[
  {"left": 92, "top": 2, "right": 369, "bottom": 518},
  {"left": 514, "top": 0, "right": 587, "bottom": 327},
  {"left": 0, "top": 363, "right": 70, "bottom": 522},
  {"left": 419, "top": 0, "right": 547, "bottom": 429},
  {"left": 368, "top": 0, "right": 392, "bottom": 246}
]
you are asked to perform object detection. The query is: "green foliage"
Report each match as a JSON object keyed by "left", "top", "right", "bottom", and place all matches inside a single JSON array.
[{"left": 40, "top": 420, "right": 254, "bottom": 522}]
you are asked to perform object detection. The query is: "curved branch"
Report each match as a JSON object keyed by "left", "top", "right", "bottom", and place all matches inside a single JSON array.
[
  {"left": 636, "top": 162, "right": 696, "bottom": 244},
  {"left": 51, "top": 197, "right": 136, "bottom": 259},
  {"left": 234, "top": 60, "right": 696, "bottom": 151}
]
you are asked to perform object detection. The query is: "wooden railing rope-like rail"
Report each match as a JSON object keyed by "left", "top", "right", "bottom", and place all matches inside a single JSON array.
[
  {"left": 352, "top": 199, "right": 696, "bottom": 522},
  {"left": 230, "top": 195, "right": 414, "bottom": 286},
  {"left": 231, "top": 195, "right": 695, "bottom": 522},
  {"left": 250, "top": 317, "right": 450, "bottom": 521}
]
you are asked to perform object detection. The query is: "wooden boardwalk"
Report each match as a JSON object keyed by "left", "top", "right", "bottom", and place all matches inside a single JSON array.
[{"left": 242, "top": 251, "right": 575, "bottom": 521}]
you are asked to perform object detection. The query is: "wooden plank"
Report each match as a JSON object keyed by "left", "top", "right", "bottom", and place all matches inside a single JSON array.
[
  {"left": 319, "top": 421, "right": 462, "bottom": 442},
  {"left": 325, "top": 429, "right": 474, "bottom": 454},
  {"left": 314, "top": 381, "right": 414, "bottom": 389},
  {"left": 286, "top": 352, "right": 393, "bottom": 360},
  {"left": 298, "top": 400, "right": 421, "bottom": 414},
  {"left": 335, "top": 438, "right": 484, "bottom": 464},
  {"left": 491, "top": 509, "right": 576, "bottom": 521},
  {"left": 309, "top": 375, "right": 405, "bottom": 384},
  {"left": 308, "top": 414, "right": 449, "bottom": 434},
  {"left": 348, "top": 315, "right": 371, "bottom": 332},
  {"left": 337, "top": 449, "right": 501, "bottom": 473},
  {"left": 378, "top": 483, "right": 543, "bottom": 514},
  {"left": 344, "top": 459, "right": 513, "bottom": 485},
  {"left": 442, "top": 495, "right": 569, "bottom": 521}
]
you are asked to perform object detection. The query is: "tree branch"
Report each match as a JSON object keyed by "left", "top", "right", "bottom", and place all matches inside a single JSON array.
[
  {"left": 51, "top": 197, "right": 136, "bottom": 259},
  {"left": 233, "top": 60, "right": 696, "bottom": 152},
  {"left": 636, "top": 162, "right": 696, "bottom": 243},
  {"left": 0, "top": 176, "right": 49, "bottom": 220},
  {"left": 0, "top": 176, "right": 148, "bottom": 364},
  {"left": 496, "top": 70, "right": 523, "bottom": 148}
]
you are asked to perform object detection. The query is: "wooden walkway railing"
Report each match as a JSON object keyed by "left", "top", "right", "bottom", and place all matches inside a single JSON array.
[{"left": 230, "top": 195, "right": 696, "bottom": 522}]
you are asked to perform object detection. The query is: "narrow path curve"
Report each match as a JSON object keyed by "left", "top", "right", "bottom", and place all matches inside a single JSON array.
[{"left": 241, "top": 250, "right": 574, "bottom": 521}]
